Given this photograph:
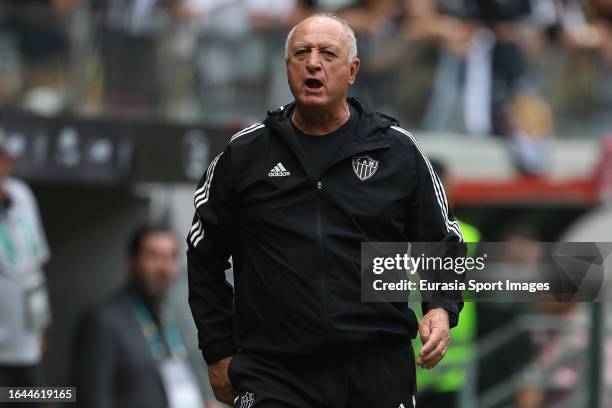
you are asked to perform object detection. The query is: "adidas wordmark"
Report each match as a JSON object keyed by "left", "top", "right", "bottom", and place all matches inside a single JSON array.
[{"left": 269, "top": 162, "right": 291, "bottom": 177}]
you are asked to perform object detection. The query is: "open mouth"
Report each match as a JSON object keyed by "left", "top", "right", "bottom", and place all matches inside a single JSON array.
[{"left": 305, "top": 78, "right": 323, "bottom": 89}]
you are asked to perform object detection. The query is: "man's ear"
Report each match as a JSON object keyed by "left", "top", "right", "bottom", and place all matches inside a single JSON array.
[{"left": 349, "top": 58, "right": 360, "bottom": 85}]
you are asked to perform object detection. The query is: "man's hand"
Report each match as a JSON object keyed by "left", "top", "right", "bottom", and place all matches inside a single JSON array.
[
  {"left": 417, "top": 308, "right": 451, "bottom": 369},
  {"left": 208, "top": 356, "right": 236, "bottom": 405}
]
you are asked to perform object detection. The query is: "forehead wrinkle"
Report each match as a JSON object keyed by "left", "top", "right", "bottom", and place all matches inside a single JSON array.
[{"left": 292, "top": 22, "right": 349, "bottom": 47}]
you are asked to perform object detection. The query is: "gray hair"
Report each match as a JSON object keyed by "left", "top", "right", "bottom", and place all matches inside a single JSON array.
[{"left": 284, "top": 13, "right": 358, "bottom": 64}]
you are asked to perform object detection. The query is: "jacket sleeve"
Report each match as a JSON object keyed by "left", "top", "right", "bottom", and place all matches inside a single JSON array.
[
  {"left": 187, "top": 147, "right": 237, "bottom": 364},
  {"left": 406, "top": 142, "right": 465, "bottom": 328}
]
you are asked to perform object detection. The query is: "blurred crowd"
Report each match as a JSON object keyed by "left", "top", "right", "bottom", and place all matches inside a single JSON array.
[{"left": 0, "top": 0, "right": 611, "bottom": 144}]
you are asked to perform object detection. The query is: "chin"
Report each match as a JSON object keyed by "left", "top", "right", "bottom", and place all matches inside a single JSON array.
[{"left": 297, "top": 95, "right": 329, "bottom": 108}]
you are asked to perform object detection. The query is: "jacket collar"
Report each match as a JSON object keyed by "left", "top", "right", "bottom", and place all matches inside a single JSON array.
[
  {"left": 263, "top": 97, "right": 397, "bottom": 181},
  {"left": 264, "top": 97, "right": 398, "bottom": 140}
]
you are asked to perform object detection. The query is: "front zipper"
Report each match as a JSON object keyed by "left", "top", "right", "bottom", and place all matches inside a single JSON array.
[
  {"left": 314, "top": 146, "right": 386, "bottom": 345},
  {"left": 316, "top": 179, "right": 332, "bottom": 342}
]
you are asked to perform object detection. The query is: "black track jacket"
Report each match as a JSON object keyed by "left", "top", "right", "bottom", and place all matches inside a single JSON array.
[{"left": 187, "top": 98, "right": 464, "bottom": 365}]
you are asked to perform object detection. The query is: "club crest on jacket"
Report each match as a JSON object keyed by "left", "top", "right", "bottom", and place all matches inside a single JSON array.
[{"left": 352, "top": 155, "right": 379, "bottom": 181}]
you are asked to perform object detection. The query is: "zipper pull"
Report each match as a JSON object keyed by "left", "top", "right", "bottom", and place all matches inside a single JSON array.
[{"left": 317, "top": 181, "right": 322, "bottom": 191}]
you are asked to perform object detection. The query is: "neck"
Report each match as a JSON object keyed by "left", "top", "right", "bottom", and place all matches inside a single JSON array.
[
  {"left": 292, "top": 100, "right": 350, "bottom": 136},
  {"left": 130, "top": 279, "right": 162, "bottom": 320}
]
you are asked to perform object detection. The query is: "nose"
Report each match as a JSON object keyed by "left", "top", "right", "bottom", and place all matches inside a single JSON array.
[{"left": 306, "top": 50, "right": 322, "bottom": 73}]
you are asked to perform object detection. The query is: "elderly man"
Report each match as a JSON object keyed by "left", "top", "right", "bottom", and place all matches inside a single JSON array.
[{"left": 187, "top": 13, "right": 463, "bottom": 408}]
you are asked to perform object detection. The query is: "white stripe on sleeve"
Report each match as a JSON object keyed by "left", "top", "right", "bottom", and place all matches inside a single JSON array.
[{"left": 391, "top": 126, "right": 463, "bottom": 242}]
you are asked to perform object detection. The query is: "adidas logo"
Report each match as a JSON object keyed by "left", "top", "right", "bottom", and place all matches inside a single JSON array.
[{"left": 268, "top": 162, "right": 291, "bottom": 177}]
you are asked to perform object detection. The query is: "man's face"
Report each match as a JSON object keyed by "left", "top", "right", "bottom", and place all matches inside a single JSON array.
[
  {"left": 286, "top": 17, "right": 360, "bottom": 109},
  {"left": 130, "top": 232, "right": 179, "bottom": 300}
]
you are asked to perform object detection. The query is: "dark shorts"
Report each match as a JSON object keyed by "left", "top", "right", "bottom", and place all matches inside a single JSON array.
[{"left": 228, "top": 340, "right": 416, "bottom": 408}]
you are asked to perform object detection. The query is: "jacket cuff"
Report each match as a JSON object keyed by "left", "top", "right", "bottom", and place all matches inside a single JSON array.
[
  {"left": 201, "top": 339, "right": 236, "bottom": 365},
  {"left": 422, "top": 300, "right": 461, "bottom": 328}
]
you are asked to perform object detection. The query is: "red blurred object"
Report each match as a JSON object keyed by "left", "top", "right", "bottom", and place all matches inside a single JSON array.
[
  {"left": 453, "top": 177, "right": 598, "bottom": 206},
  {"left": 592, "top": 134, "right": 612, "bottom": 201},
  {"left": 452, "top": 135, "right": 612, "bottom": 206}
]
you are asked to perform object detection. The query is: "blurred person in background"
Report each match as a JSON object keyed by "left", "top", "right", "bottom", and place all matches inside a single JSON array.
[
  {"left": 409, "top": 0, "right": 537, "bottom": 137},
  {"left": 530, "top": 0, "right": 602, "bottom": 52},
  {"left": 161, "top": 0, "right": 320, "bottom": 120},
  {"left": 467, "top": 0, "right": 533, "bottom": 137},
  {"left": 90, "top": 0, "right": 178, "bottom": 115},
  {"left": 519, "top": 301, "right": 587, "bottom": 408},
  {"left": 0, "top": 0, "right": 80, "bottom": 111},
  {"left": 504, "top": 92, "right": 555, "bottom": 176},
  {"left": 516, "top": 248, "right": 607, "bottom": 407},
  {"left": 0, "top": 128, "right": 52, "bottom": 394},
  {"left": 175, "top": 0, "right": 310, "bottom": 120},
  {"left": 338, "top": 0, "right": 405, "bottom": 115},
  {"left": 525, "top": 0, "right": 603, "bottom": 122},
  {"left": 405, "top": 0, "right": 477, "bottom": 131},
  {"left": 589, "top": 0, "right": 612, "bottom": 61},
  {"left": 72, "top": 225, "right": 215, "bottom": 408}
]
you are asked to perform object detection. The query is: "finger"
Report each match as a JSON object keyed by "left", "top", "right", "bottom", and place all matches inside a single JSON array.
[
  {"left": 416, "top": 320, "right": 432, "bottom": 366},
  {"left": 418, "top": 319, "right": 431, "bottom": 346},
  {"left": 421, "top": 354, "right": 442, "bottom": 370},
  {"left": 420, "top": 335, "right": 450, "bottom": 368},
  {"left": 423, "top": 350, "right": 446, "bottom": 369},
  {"left": 424, "top": 331, "right": 449, "bottom": 360},
  {"left": 420, "top": 338, "right": 449, "bottom": 368},
  {"left": 421, "top": 333, "right": 451, "bottom": 368},
  {"left": 419, "top": 326, "right": 444, "bottom": 358}
]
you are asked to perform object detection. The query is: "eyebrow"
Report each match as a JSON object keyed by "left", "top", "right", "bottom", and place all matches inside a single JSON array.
[{"left": 293, "top": 43, "right": 343, "bottom": 53}]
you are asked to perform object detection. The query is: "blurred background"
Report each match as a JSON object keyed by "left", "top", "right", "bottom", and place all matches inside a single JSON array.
[{"left": 1, "top": 0, "right": 612, "bottom": 407}]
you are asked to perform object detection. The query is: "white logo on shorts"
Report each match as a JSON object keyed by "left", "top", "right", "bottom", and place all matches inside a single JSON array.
[
  {"left": 398, "top": 395, "right": 416, "bottom": 408},
  {"left": 240, "top": 392, "right": 255, "bottom": 408}
]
